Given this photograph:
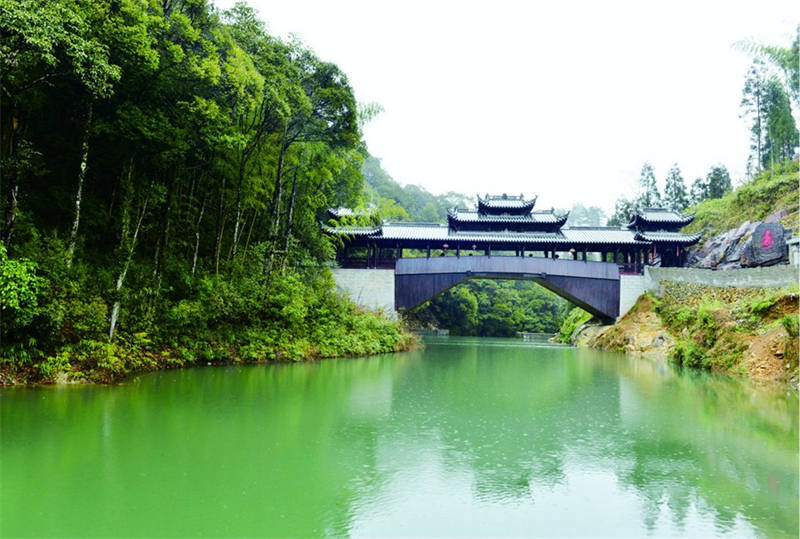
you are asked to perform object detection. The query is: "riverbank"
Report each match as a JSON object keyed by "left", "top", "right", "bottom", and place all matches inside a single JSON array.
[
  {"left": 561, "top": 282, "right": 799, "bottom": 385},
  {"left": 0, "top": 322, "right": 420, "bottom": 388},
  {"left": 0, "top": 267, "right": 420, "bottom": 387}
]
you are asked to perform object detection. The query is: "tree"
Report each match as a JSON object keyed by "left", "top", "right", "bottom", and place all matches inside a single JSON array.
[
  {"left": 663, "top": 164, "right": 689, "bottom": 212},
  {"left": 690, "top": 177, "right": 707, "bottom": 205},
  {"left": 567, "top": 204, "right": 605, "bottom": 226},
  {"left": 704, "top": 165, "right": 732, "bottom": 200},
  {"left": 762, "top": 78, "right": 799, "bottom": 170},
  {"left": 0, "top": 0, "right": 122, "bottom": 248},
  {"left": 741, "top": 62, "right": 767, "bottom": 172},
  {"left": 607, "top": 197, "right": 634, "bottom": 227},
  {"left": 636, "top": 163, "right": 660, "bottom": 208},
  {"left": 736, "top": 25, "right": 799, "bottom": 111}
]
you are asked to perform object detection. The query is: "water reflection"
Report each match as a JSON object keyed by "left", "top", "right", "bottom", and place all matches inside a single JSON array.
[{"left": 1, "top": 338, "right": 797, "bottom": 537}]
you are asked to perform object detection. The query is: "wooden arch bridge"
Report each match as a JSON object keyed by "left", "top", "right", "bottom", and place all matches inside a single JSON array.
[{"left": 394, "top": 256, "right": 621, "bottom": 322}]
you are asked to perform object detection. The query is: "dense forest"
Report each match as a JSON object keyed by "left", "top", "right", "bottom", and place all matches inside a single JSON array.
[{"left": 0, "top": 0, "right": 415, "bottom": 383}]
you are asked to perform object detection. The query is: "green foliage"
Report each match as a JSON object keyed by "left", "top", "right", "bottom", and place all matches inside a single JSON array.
[
  {"left": 0, "top": 245, "right": 41, "bottom": 331},
  {"left": 685, "top": 165, "right": 799, "bottom": 237},
  {"left": 361, "top": 156, "right": 471, "bottom": 222},
  {"left": 663, "top": 164, "right": 690, "bottom": 211},
  {"left": 0, "top": 0, "right": 416, "bottom": 384},
  {"left": 747, "top": 293, "right": 780, "bottom": 317},
  {"left": 670, "top": 338, "right": 708, "bottom": 368},
  {"left": 411, "top": 280, "right": 569, "bottom": 338},
  {"left": 656, "top": 282, "right": 797, "bottom": 375},
  {"left": 780, "top": 314, "right": 798, "bottom": 337},
  {"left": 556, "top": 307, "right": 593, "bottom": 344},
  {"left": 636, "top": 162, "right": 660, "bottom": 208}
]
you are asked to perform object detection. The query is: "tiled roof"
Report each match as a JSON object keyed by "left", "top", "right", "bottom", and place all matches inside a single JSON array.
[
  {"left": 326, "top": 223, "right": 650, "bottom": 245},
  {"left": 629, "top": 208, "right": 695, "bottom": 225},
  {"left": 477, "top": 194, "right": 537, "bottom": 210},
  {"left": 380, "top": 223, "right": 450, "bottom": 241},
  {"left": 635, "top": 231, "right": 702, "bottom": 245},
  {"left": 561, "top": 227, "right": 647, "bottom": 244},
  {"left": 323, "top": 223, "right": 697, "bottom": 247},
  {"left": 327, "top": 207, "right": 374, "bottom": 218},
  {"left": 449, "top": 209, "right": 566, "bottom": 223},
  {"left": 322, "top": 224, "right": 380, "bottom": 236}
]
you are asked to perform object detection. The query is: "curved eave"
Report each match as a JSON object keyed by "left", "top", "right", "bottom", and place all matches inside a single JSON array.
[
  {"left": 477, "top": 195, "right": 538, "bottom": 213},
  {"left": 553, "top": 212, "right": 569, "bottom": 228},
  {"left": 321, "top": 224, "right": 381, "bottom": 237},
  {"left": 634, "top": 232, "right": 702, "bottom": 246},
  {"left": 627, "top": 212, "right": 696, "bottom": 228}
]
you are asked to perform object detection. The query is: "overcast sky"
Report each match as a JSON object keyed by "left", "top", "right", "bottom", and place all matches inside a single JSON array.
[{"left": 217, "top": 0, "right": 796, "bottom": 214}]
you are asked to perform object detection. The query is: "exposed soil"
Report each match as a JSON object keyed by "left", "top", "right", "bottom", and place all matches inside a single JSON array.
[{"left": 571, "top": 287, "right": 799, "bottom": 386}]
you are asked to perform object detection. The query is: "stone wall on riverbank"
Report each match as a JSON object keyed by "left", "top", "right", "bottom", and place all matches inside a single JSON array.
[
  {"left": 619, "top": 265, "right": 797, "bottom": 317},
  {"left": 332, "top": 268, "right": 397, "bottom": 318}
]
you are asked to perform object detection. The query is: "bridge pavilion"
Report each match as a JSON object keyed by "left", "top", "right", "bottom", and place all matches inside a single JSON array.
[{"left": 324, "top": 194, "right": 700, "bottom": 272}]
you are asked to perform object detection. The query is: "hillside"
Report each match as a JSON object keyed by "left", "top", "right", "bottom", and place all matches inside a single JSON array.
[
  {"left": 685, "top": 162, "right": 798, "bottom": 239},
  {"left": 557, "top": 160, "right": 799, "bottom": 382}
]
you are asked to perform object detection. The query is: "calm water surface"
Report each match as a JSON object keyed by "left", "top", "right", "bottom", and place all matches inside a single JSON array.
[{"left": 2, "top": 338, "right": 798, "bottom": 537}]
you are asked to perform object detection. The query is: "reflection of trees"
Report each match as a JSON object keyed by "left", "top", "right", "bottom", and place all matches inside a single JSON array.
[
  {"left": 602, "top": 355, "right": 799, "bottom": 537},
  {"left": 1, "top": 357, "right": 414, "bottom": 537},
  {"left": 382, "top": 340, "right": 619, "bottom": 501},
  {"left": 2, "top": 342, "right": 797, "bottom": 537}
]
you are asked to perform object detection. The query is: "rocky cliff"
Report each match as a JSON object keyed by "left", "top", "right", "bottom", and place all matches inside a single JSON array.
[{"left": 687, "top": 209, "right": 792, "bottom": 269}]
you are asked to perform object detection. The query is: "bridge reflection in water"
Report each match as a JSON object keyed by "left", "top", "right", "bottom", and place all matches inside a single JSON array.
[{"left": 394, "top": 256, "right": 620, "bottom": 322}]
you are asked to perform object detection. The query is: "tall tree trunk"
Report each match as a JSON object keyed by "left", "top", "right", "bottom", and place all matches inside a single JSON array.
[
  {"left": 109, "top": 198, "right": 147, "bottom": 341},
  {"left": 214, "top": 176, "right": 226, "bottom": 275},
  {"left": 66, "top": 102, "right": 93, "bottom": 268},
  {"left": 231, "top": 163, "right": 245, "bottom": 259},
  {"left": 269, "top": 142, "right": 287, "bottom": 238},
  {"left": 264, "top": 140, "right": 288, "bottom": 275},
  {"left": 242, "top": 209, "right": 257, "bottom": 265},
  {"left": 192, "top": 196, "right": 206, "bottom": 276},
  {"left": 281, "top": 165, "right": 300, "bottom": 273},
  {"left": 153, "top": 176, "right": 174, "bottom": 283},
  {"left": 2, "top": 114, "right": 21, "bottom": 248},
  {"left": 755, "top": 89, "right": 763, "bottom": 170}
]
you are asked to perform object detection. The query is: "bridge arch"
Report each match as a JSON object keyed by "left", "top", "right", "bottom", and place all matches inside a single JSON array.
[{"left": 394, "top": 256, "right": 620, "bottom": 322}]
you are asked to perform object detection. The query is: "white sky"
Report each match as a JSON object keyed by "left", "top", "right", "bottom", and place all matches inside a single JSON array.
[{"left": 217, "top": 0, "right": 797, "bottom": 214}]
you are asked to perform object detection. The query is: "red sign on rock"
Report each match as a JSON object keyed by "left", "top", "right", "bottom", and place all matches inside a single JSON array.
[{"left": 761, "top": 229, "right": 774, "bottom": 249}]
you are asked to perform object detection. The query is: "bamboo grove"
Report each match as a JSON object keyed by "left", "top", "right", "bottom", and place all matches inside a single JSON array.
[{"left": 0, "top": 0, "right": 413, "bottom": 379}]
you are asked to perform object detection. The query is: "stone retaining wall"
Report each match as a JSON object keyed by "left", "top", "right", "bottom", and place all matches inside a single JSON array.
[
  {"left": 617, "top": 265, "right": 797, "bottom": 318},
  {"left": 645, "top": 266, "right": 797, "bottom": 291},
  {"left": 332, "top": 268, "right": 396, "bottom": 318}
]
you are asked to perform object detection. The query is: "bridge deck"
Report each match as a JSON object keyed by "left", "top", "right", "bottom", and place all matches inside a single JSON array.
[{"left": 395, "top": 256, "right": 621, "bottom": 321}]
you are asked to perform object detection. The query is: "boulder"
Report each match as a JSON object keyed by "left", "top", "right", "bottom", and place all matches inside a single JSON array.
[
  {"left": 687, "top": 219, "right": 789, "bottom": 269},
  {"left": 764, "top": 209, "right": 789, "bottom": 223}
]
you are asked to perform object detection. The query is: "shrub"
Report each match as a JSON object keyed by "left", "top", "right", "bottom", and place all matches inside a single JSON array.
[
  {"left": 556, "top": 307, "right": 593, "bottom": 344},
  {"left": 671, "top": 338, "right": 707, "bottom": 368},
  {"left": 780, "top": 315, "right": 799, "bottom": 337},
  {"left": 0, "top": 245, "right": 42, "bottom": 336}
]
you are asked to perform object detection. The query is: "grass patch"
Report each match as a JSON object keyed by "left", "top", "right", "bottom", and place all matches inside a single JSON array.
[
  {"left": 555, "top": 307, "right": 593, "bottom": 344},
  {"left": 685, "top": 162, "right": 799, "bottom": 238}
]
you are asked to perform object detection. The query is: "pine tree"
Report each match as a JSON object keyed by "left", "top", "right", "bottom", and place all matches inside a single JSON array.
[
  {"left": 705, "top": 166, "right": 732, "bottom": 200},
  {"left": 608, "top": 197, "right": 634, "bottom": 226},
  {"left": 762, "top": 78, "right": 799, "bottom": 170},
  {"left": 741, "top": 62, "right": 767, "bottom": 172},
  {"left": 690, "top": 177, "right": 707, "bottom": 205},
  {"left": 663, "top": 164, "right": 689, "bottom": 212},
  {"left": 636, "top": 162, "right": 660, "bottom": 208}
]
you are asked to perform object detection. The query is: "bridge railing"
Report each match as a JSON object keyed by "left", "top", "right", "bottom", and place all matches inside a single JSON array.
[
  {"left": 339, "top": 257, "right": 396, "bottom": 269},
  {"left": 618, "top": 263, "right": 644, "bottom": 274}
]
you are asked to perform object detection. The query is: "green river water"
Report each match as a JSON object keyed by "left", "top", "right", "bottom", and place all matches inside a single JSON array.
[{"left": 1, "top": 337, "right": 798, "bottom": 537}]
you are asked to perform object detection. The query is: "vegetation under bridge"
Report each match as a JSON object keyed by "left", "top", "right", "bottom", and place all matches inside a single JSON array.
[{"left": 394, "top": 256, "right": 621, "bottom": 322}]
